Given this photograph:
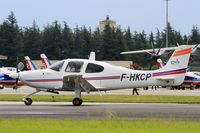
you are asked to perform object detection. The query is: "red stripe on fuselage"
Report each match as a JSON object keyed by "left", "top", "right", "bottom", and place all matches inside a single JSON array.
[
  {"left": 26, "top": 79, "right": 63, "bottom": 82},
  {"left": 26, "top": 76, "right": 121, "bottom": 82},
  {"left": 85, "top": 76, "right": 120, "bottom": 80},
  {"left": 153, "top": 70, "right": 186, "bottom": 77}
]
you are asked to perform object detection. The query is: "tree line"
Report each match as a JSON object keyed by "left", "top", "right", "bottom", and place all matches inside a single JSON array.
[{"left": 0, "top": 12, "right": 200, "bottom": 67}]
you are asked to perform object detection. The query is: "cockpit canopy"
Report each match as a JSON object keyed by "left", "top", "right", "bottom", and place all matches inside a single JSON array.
[
  {"left": 65, "top": 61, "right": 83, "bottom": 73},
  {"left": 49, "top": 60, "right": 104, "bottom": 73}
]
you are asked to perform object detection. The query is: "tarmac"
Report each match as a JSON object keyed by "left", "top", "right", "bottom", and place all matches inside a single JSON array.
[
  {"left": 0, "top": 102, "right": 200, "bottom": 120},
  {"left": 1, "top": 86, "right": 200, "bottom": 120}
]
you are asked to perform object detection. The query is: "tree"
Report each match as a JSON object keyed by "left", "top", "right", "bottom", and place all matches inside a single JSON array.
[
  {"left": 188, "top": 26, "right": 200, "bottom": 44},
  {"left": 23, "top": 21, "right": 41, "bottom": 59},
  {"left": 61, "top": 22, "right": 74, "bottom": 59},
  {"left": 41, "top": 21, "right": 62, "bottom": 59},
  {"left": 0, "top": 12, "right": 23, "bottom": 66},
  {"left": 102, "top": 24, "right": 116, "bottom": 60},
  {"left": 92, "top": 28, "right": 104, "bottom": 60},
  {"left": 113, "top": 27, "right": 128, "bottom": 60},
  {"left": 73, "top": 26, "right": 86, "bottom": 58}
]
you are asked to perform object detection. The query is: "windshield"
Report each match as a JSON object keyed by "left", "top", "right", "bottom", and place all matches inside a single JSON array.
[
  {"left": 49, "top": 61, "right": 64, "bottom": 71},
  {"left": 65, "top": 61, "right": 84, "bottom": 73}
]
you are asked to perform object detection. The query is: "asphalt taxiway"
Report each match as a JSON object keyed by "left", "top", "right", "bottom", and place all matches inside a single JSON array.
[{"left": 0, "top": 102, "right": 200, "bottom": 120}]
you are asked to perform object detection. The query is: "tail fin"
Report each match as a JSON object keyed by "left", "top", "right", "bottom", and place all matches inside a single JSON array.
[
  {"left": 24, "top": 56, "right": 38, "bottom": 70},
  {"left": 40, "top": 53, "right": 52, "bottom": 68},
  {"left": 153, "top": 45, "right": 192, "bottom": 85}
]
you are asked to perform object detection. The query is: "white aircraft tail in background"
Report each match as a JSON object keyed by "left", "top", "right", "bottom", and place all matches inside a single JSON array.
[
  {"left": 24, "top": 56, "right": 38, "bottom": 70},
  {"left": 40, "top": 53, "right": 52, "bottom": 68}
]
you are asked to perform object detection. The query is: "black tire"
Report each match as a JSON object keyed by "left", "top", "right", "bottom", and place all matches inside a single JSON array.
[
  {"left": 24, "top": 98, "right": 32, "bottom": 106},
  {"left": 72, "top": 98, "right": 83, "bottom": 106},
  {"left": 0, "top": 86, "right": 4, "bottom": 89},
  {"left": 13, "top": 86, "right": 17, "bottom": 90}
]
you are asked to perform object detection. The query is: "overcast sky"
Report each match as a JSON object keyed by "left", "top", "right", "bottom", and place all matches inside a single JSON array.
[{"left": 0, "top": 0, "right": 199, "bottom": 35}]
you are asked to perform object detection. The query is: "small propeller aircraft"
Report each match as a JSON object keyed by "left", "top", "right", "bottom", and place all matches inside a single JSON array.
[
  {"left": 121, "top": 44, "right": 200, "bottom": 89},
  {"left": 0, "top": 67, "right": 24, "bottom": 89},
  {"left": 0, "top": 56, "right": 35, "bottom": 90},
  {"left": 10, "top": 45, "right": 193, "bottom": 106},
  {"left": 0, "top": 55, "right": 41, "bottom": 90}
]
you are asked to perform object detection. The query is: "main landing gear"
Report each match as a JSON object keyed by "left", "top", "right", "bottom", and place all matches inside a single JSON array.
[
  {"left": 72, "top": 88, "right": 83, "bottom": 106},
  {"left": 73, "top": 98, "right": 82, "bottom": 106}
]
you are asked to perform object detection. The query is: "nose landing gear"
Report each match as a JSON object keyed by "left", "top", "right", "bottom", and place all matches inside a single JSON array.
[
  {"left": 23, "top": 89, "right": 41, "bottom": 106},
  {"left": 24, "top": 98, "right": 32, "bottom": 106}
]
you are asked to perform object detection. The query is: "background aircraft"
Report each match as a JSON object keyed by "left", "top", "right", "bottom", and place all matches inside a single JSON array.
[
  {"left": 0, "top": 67, "right": 24, "bottom": 89},
  {"left": 0, "top": 55, "right": 40, "bottom": 90},
  {"left": 121, "top": 44, "right": 200, "bottom": 89},
  {"left": 10, "top": 45, "right": 193, "bottom": 106}
]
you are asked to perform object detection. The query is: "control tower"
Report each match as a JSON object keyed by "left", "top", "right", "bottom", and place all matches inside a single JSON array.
[{"left": 99, "top": 15, "right": 117, "bottom": 32}]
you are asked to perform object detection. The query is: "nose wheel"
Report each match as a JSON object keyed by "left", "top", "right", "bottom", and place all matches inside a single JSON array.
[
  {"left": 24, "top": 98, "right": 32, "bottom": 106},
  {"left": 72, "top": 98, "right": 82, "bottom": 106}
]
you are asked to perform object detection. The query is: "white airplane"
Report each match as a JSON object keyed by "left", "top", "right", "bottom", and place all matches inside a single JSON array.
[
  {"left": 121, "top": 44, "right": 200, "bottom": 89},
  {"left": 10, "top": 45, "right": 193, "bottom": 106}
]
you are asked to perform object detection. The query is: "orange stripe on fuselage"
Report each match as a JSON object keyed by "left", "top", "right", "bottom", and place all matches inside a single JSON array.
[{"left": 173, "top": 47, "right": 192, "bottom": 57}]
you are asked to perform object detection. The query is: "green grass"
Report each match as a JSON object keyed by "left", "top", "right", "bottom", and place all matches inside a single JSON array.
[
  {"left": 0, "top": 119, "right": 200, "bottom": 133},
  {"left": 1, "top": 94, "right": 200, "bottom": 104}
]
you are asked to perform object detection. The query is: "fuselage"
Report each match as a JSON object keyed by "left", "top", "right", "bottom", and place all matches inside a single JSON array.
[{"left": 18, "top": 59, "right": 186, "bottom": 91}]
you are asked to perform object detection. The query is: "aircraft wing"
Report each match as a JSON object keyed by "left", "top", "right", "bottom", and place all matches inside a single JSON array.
[
  {"left": 120, "top": 47, "right": 177, "bottom": 55},
  {"left": 120, "top": 44, "right": 200, "bottom": 55},
  {"left": 62, "top": 75, "right": 96, "bottom": 92}
]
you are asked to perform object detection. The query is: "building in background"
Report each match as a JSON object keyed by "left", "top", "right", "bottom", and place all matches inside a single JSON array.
[
  {"left": 0, "top": 55, "right": 7, "bottom": 60},
  {"left": 99, "top": 15, "right": 117, "bottom": 32}
]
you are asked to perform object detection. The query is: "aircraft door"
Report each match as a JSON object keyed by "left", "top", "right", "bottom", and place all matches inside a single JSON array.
[
  {"left": 44, "top": 61, "right": 65, "bottom": 89},
  {"left": 84, "top": 63, "right": 103, "bottom": 88}
]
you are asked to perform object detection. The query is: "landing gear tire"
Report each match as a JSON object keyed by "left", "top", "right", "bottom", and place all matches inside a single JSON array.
[
  {"left": 72, "top": 98, "right": 82, "bottom": 106},
  {"left": 13, "top": 86, "right": 17, "bottom": 90},
  {"left": 24, "top": 98, "right": 32, "bottom": 106},
  {"left": 0, "top": 85, "right": 4, "bottom": 89}
]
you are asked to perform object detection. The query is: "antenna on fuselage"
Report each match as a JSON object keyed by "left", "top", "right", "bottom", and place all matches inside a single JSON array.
[{"left": 88, "top": 51, "right": 95, "bottom": 61}]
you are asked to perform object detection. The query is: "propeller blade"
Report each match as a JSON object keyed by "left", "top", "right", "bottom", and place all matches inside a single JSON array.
[
  {"left": 156, "top": 44, "right": 162, "bottom": 55},
  {"left": 151, "top": 43, "right": 156, "bottom": 54},
  {"left": 146, "top": 51, "right": 155, "bottom": 56},
  {"left": 17, "top": 62, "right": 24, "bottom": 71},
  {"left": 13, "top": 58, "right": 24, "bottom": 90}
]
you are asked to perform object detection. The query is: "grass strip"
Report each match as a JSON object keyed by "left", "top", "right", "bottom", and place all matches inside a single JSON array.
[
  {"left": 0, "top": 94, "right": 200, "bottom": 104},
  {"left": 0, "top": 119, "right": 200, "bottom": 133}
]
